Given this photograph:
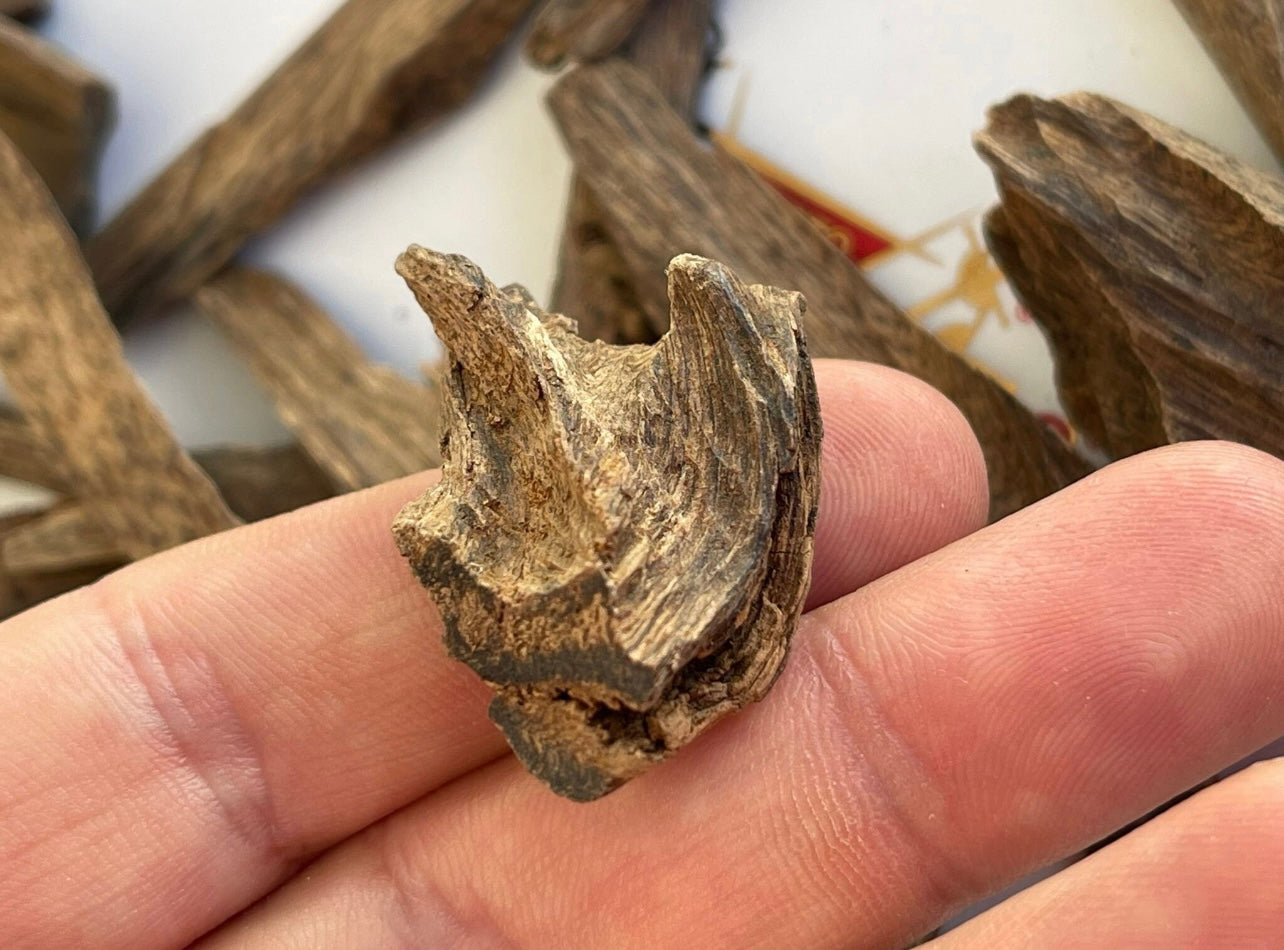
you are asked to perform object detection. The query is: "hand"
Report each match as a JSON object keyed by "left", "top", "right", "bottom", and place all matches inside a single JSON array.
[{"left": 3, "top": 360, "right": 1281, "bottom": 949}]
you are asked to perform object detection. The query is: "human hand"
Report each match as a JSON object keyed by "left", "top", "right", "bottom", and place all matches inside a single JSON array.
[{"left": 3, "top": 361, "right": 1282, "bottom": 948}]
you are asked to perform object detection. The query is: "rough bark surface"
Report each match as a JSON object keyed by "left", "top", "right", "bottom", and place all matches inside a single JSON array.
[
  {"left": 550, "top": 61, "right": 1089, "bottom": 519},
  {"left": 550, "top": 0, "right": 713, "bottom": 344},
  {"left": 0, "top": 131, "right": 238, "bottom": 561},
  {"left": 527, "top": 0, "right": 651, "bottom": 67},
  {"left": 393, "top": 247, "right": 821, "bottom": 801},
  {"left": 1173, "top": 0, "right": 1284, "bottom": 166},
  {"left": 87, "top": 0, "right": 537, "bottom": 327},
  {"left": 976, "top": 93, "right": 1284, "bottom": 461},
  {"left": 0, "top": 16, "right": 113, "bottom": 234},
  {"left": 196, "top": 268, "right": 441, "bottom": 491}
]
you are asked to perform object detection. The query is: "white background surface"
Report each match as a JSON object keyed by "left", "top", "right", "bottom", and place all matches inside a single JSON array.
[{"left": 31, "top": 0, "right": 1280, "bottom": 453}]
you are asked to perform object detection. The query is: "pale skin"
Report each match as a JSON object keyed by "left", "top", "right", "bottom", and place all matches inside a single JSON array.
[{"left": 2, "top": 360, "right": 1282, "bottom": 949}]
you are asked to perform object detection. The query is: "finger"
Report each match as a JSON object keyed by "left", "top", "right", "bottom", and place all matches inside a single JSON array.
[
  {"left": 196, "top": 442, "right": 1284, "bottom": 950},
  {"left": 806, "top": 360, "right": 987, "bottom": 609},
  {"left": 0, "top": 360, "right": 983, "bottom": 950},
  {"left": 931, "top": 759, "right": 1284, "bottom": 949}
]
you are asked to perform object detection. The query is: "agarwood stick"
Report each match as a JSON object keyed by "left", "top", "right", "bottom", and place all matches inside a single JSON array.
[
  {"left": 0, "top": 131, "right": 238, "bottom": 560},
  {"left": 550, "top": 0, "right": 713, "bottom": 343},
  {"left": 87, "top": 0, "right": 536, "bottom": 326},
  {"left": 196, "top": 268, "right": 441, "bottom": 491},
  {"left": 395, "top": 247, "right": 820, "bottom": 801},
  {"left": 0, "top": 16, "right": 113, "bottom": 234},
  {"left": 1172, "top": 0, "right": 1284, "bottom": 166},
  {"left": 549, "top": 61, "right": 1090, "bottom": 519},
  {"left": 0, "top": 403, "right": 335, "bottom": 520},
  {"left": 2, "top": 502, "right": 116, "bottom": 574},
  {"left": 527, "top": 0, "right": 651, "bottom": 67},
  {"left": 976, "top": 92, "right": 1284, "bottom": 461}
]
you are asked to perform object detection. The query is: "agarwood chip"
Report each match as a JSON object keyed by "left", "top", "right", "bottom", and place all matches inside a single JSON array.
[
  {"left": 527, "top": 0, "right": 651, "bottom": 67},
  {"left": 393, "top": 247, "right": 821, "bottom": 801},
  {"left": 0, "top": 129, "right": 238, "bottom": 561},
  {"left": 87, "top": 0, "right": 537, "bottom": 327},
  {"left": 196, "top": 267, "right": 441, "bottom": 491},
  {"left": 976, "top": 92, "right": 1284, "bottom": 460},
  {"left": 1173, "top": 0, "right": 1284, "bottom": 167},
  {"left": 0, "top": 16, "right": 113, "bottom": 235}
]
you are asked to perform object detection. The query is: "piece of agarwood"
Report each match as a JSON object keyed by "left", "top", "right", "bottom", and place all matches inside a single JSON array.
[
  {"left": 976, "top": 93, "right": 1284, "bottom": 461},
  {"left": 549, "top": 0, "right": 713, "bottom": 344},
  {"left": 0, "top": 510, "right": 109, "bottom": 621},
  {"left": 0, "top": 16, "right": 113, "bottom": 235},
  {"left": 549, "top": 61, "right": 1090, "bottom": 519},
  {"left": 527, "top": 0, "right": 651, "bottom": 67},
  {"left": 0, "top": 404, "right": 335, "bottom": 519},
  {"left": 0, "top": 131, "right": 238, "bottom": 560},
  {"left": 87, "top": 0, "right": 537, "bottom": 327},
  {"left": 2, "top": 502, "right": 117, "bottom": 574},
  {"left": 394, "top": 247, "right": 821, "bottom": 801},
  {"left": 1173, "top": 0, "right": 1284, "bottom": 166},
  {"left": 196, "top": 268, "right": 441, "bottom": 491},
  {"left": 0, "top": 0, "right": 48, "bottom": 24}
]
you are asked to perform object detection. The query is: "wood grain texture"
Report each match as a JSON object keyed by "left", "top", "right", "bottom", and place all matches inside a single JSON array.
[
  {"left": 549, "top": 61, "right": 1090, "bottom": 519},
  {"left": 0, "top": 0, "right": 49, "bottom": 23},
  {"left": 976, "top": 92, "right": 1284, "bottom": 461},
  {"left": 1173, "top": 0, "right": 1284, "bottom": 165},
  {"left": 87, "top": 0, "right": 537, "bottom": 327},
  {"left": 0, "top": 403, "right": 335, "bottom": 520},
  {"left": 0, "top": 16, "right": 113, "bottom": 235},
  {"left": 394, "top": 247, "right": 821, "bottom": 801},
  {"left": 196, "top": 268, "right": 441, "bottom": 491},
  {"left": 0, "top": 131, "right": 238, "bottom": 560},
  {"left": 549, "top": 0, "right": 713, "bottom": 344},
  {"left": 0, "top": 509, "right": 108, "bottom": 621},
  {"left": 527, "top": 0, "right": 651, "bottom": 67},
  {"left": 2, "top": 502, "right": 117, "bottom": 573}
]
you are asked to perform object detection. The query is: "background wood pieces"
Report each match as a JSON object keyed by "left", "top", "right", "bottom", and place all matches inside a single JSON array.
[
  {"left": 527, "top": 0, "right": 652, "bottom": 67},
  {"left": 0, "top": 130, "right": 238, "bottom": 560},
  {"left": 196, "top": 267, "right": 442, "bottom": 491},
  {"left": 976, "top": 92, "right": 1284, "bottom": 461},
  {"left": 549, "top": 0, "right": 714, "bottom": 344},
  {"left": 86, "top": 0, "right": 537, "bottom": 327},
  {"left": 550, "top": 60, "right": 1091, "bottom": 519},
  {"left": 394, "top": 247, "right": 820, "bottom": 801},
  {"left": 0, "top": 16, "right": 113, "bottom": 235},
  {"left": 1173, "top": 0, "right": 1284, "bottom": 166}
]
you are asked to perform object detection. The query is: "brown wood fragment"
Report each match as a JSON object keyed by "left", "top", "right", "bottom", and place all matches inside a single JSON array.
[
  {"left": 2, "top": 502, "right": 118, "bottom": 574},
  {"left": 86, "top": 0, "right": 537, "bottom": 327},
  {"left": 0, "top": 0, "right": 49, "bottom": 24},
  {"left": 1172, "top": 0, "right": 1284, "bottom": 166},
  {"left": 0, "top": 510, "right": 108, "bottom": 620},
  {"left": 975, "top": 92, "right": 1284, "bottom": 461},
  {"left": 394, "top": 247, "right": 821, "bottom": 801},
  {"left": 0, "top": 16, "right": 113, "bottom": 235},
  {"left": 549, "top": 61, "right": 1090, "bottom": 519},
  {"left": 0, "top": 131, "right": 238, "bottom": 560},
  {"left": 550, "top": 0, "right": 713, "bottom": 344},
  {"left": 196, "top": 268, "right": 441, "bottom": 491},
  {"left": 195, "top": 444, "right": 336, "bottom": 521},
  {"left": 527, "top": 0, "right": 651, "bottom": 67},
  {"left": 0, "top": 403, "right": 335, "bottom": 520}
]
